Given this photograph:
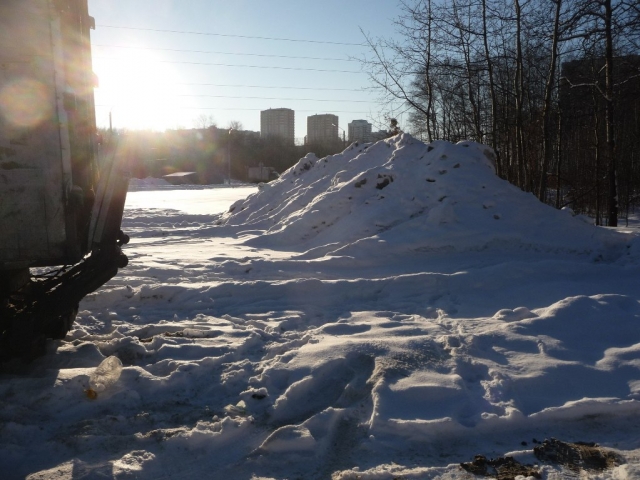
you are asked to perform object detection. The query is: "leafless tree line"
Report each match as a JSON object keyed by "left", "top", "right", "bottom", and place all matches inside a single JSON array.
[{"left": 362, "top": 0, "right": 640, "bottom": 225}]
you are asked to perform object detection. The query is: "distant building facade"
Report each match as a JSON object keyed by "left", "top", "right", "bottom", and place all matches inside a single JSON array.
[
  {"left": 261, "top": 108, "right": 295, "bottom": 144},
  {"left": 307, "top": 114, "right": 339, "bottom": 145},
  {"left": 348, "top": 119, "right": 372, "bottom": 143}
]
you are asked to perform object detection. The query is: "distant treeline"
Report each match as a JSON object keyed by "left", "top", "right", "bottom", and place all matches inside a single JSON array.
[{"left": 98, "top": 127, "right": 346, "bottom": 184}]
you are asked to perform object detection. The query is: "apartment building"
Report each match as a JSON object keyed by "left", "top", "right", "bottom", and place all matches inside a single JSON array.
[
  {"left": 306, "top": 114, "right": 339, "bottom": 145},
  {"left": 260, "top": 108, "right": 295, "bottom": 144},
  {"left": 348, "top": 119, "right": 372, "bottom": 143}
]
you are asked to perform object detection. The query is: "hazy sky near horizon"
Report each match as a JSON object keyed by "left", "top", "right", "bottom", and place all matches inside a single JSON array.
[{"left": 88, "top": 0, "right": 404, "bottom": 139}]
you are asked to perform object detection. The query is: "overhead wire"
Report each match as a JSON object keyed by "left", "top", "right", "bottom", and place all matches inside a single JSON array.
[
  {"left": 95, "top": 104, "right": 373, "bottom": 114},
  {"left": 93, "top": 56, "right": 362, "bottom": 74},
  {"left": 92, "top": 43, "right": 356, "bottom": 63},
  {"left": 91, "top": 24, "right": 381, "bottom": 128},
  {"left": 95, "top": 24, "right": 367, "bottom": 47},
  {"left": 173, "top": 94, "right": 370, "bottom": 103},
  {"left": 172, "top": 83, "right": 365, "bottom": 92}
]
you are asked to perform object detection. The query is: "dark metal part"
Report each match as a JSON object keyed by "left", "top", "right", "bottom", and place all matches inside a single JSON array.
[{"left": 1, "top": 244, "right": 128, "bottom": 361}]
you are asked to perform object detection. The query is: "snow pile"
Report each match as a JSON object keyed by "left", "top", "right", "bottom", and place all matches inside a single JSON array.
[{"left": 221, "top": 134, "right": 631, "bottom": 261}]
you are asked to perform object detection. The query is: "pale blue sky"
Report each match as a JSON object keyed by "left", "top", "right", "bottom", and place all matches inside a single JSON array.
[{"left": 89, "top": 0, "right": 403, "bottom": 140}]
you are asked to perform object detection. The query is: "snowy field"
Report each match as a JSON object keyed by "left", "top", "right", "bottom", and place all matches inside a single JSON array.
[{"left": 2, "top": 135, "right": 640, "bottom": 479}]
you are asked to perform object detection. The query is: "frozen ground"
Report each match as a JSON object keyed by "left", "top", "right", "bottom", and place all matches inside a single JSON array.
[{"left": 1, "top": 135, "right": 640, "bottom": 479}]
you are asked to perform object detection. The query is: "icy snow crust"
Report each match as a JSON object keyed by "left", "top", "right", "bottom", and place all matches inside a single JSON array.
[{"left": 2, "top": 135, "right": 640, "bottom": 479}]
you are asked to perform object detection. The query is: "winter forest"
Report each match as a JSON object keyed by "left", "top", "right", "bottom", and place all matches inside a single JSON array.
[{"left": 362, "top": 0, "right": 640, "bottom": 226}]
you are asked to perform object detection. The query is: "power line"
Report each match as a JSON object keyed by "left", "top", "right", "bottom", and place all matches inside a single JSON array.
[
  {"left": 94, "top": 56, "right": 362, "bottom": 74},
  {"left": 95, "top": 104, "right": 373, "bottom": 114},
  {"left": 94, "top": 90, "right": 372, "bottom": 103},
  {"left": 173, "top": 83, "right": 365, "bottom": 92},
  {"left": 174, "top": 94, "right": 371, "bottom": 103},
  {"left": 95, "top": 24, "right": 367, "bottom": 47},
  {"left": 94, "top": 79, "right": 367, "bottom": 92},
  {"left": 92, "top": 43, "right": 355, "bottom": 63}
]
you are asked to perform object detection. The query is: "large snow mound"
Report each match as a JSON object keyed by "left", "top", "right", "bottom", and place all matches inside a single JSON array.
[{"left": 220, "top": 134, "right": 631, "bottom": 259}]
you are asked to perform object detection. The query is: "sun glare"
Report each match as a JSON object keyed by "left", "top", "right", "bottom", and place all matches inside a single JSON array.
[
  {"left": 0, "top": 78, "right": 51, "bottom": 129},
  {"left": 93, "top": 47, "right": 184, "bottom": 131}
]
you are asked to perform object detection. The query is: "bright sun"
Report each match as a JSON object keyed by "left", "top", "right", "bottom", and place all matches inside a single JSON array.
[{"left": 92, "top": 47, "right": 185, "bottom": 131}]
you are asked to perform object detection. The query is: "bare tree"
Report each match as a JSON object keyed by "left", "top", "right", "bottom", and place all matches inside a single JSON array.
[
  {"left": 481, "top": 0, "right": 501, "bottom": 174},
  {"left": 228, "top": 120, "right": 243, "bottom": 131},
  {"left": 538, "top": 0, "right": 563, "bottom": 202},
  {"left": 361, "top": 0, "right": 639, "bottom": 219},
  {"left": 602, "top": 0, "right": 618, "bottom": 226},
  {"left": 514, "top": 0, "right": 528, "bottom": 190},
  {"left": 193, "top": 114, "right": 216, "bottom": 129}
]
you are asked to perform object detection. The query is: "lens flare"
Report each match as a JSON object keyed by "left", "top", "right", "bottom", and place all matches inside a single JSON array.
[{"left": 0, "top": 78, "right": 51, "bottom": 128}]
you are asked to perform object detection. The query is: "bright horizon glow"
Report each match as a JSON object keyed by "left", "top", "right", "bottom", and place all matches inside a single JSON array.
[
  {"left": 88, "top": 0, "right": 405, "bottom": 135},
  {"left": 93, "top": 46, "right": 188, "bottom": 131}
]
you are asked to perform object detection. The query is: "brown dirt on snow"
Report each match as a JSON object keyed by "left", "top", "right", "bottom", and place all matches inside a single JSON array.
[
  {"left": 460, "top": 437, "right": 624, "bottom": 479},
  {"left": 460, "top": 454, "right": 540, "bottom": 479},
  {"left": 533, "top": 437, "right": 624, "bottom": 472}
]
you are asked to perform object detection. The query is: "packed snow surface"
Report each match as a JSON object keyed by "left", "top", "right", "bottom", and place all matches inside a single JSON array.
[{"left": 2, "top": 135, "right": 640, "bottom": 479}]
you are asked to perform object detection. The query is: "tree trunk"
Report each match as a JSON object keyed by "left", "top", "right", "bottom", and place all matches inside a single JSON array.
[
  {"left": 482, "top": 0, "right": 500, "bottom": 175},
  {"left": 424, "top": 0, "right": 434, "bottom": 142},
  {"left": 594, "top": 88, "right": 601, "bottom": 226},
  {"left": 604, "top": 0, "right": 618, "bottom": 226},
  {"left": 514, "top": 0, "right": 527, "bottom": 190},
  {"left": 539, "top": 0, "right": 562, "bottom": 202},
  {"left": 555, "top": 91, "right": 563, "bottom": 209}
]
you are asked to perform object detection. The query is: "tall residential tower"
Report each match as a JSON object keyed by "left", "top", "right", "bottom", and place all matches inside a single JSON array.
[
  {"left": 306, "top": 114, "right": 339, "bottom": 145},
  {"left": 260, "top": 108, "right": 295, "bottom": 144},
  {"left": 348, "top": 120, "right": 372, "bottom": 143}
]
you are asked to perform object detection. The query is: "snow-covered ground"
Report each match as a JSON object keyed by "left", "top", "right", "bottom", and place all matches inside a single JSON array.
[{"left": 2, "top": 135, "right": 640, "bottom": 479}]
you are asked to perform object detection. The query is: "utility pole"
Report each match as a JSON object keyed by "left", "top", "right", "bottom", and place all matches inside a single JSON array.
[{"left": 332, "top": 123, "right": 346, "bottom": 148}]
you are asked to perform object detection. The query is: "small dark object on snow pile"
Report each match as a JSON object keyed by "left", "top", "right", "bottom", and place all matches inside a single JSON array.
[
  {"left": 534, "top": 438, "right": 624, "bottom": 472},
  {"left": 354, "top": 178, "right": 367, "bottom": 188},
  {"left": 376, "top": 174, "right": 393, "bottom": 190},
  {"left": 460, "top": 454, "right": 540, "bottom": 480}
]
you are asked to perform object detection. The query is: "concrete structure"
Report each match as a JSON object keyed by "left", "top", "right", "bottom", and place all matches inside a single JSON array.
[
  {"left": 307, "top": 114, "right": 339, "bottom": 145},
  {"left": 163, "top": 172, "right": 198, "bottom": 185},
  {"left": 348, "top": 120, "right": 373, "bottom": 143},
  {"left": 248, "top": 163, "right": 279, "bottom": 183},
  {"left": 260, "top": 108, "right": 295, "bottom": 144}
]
